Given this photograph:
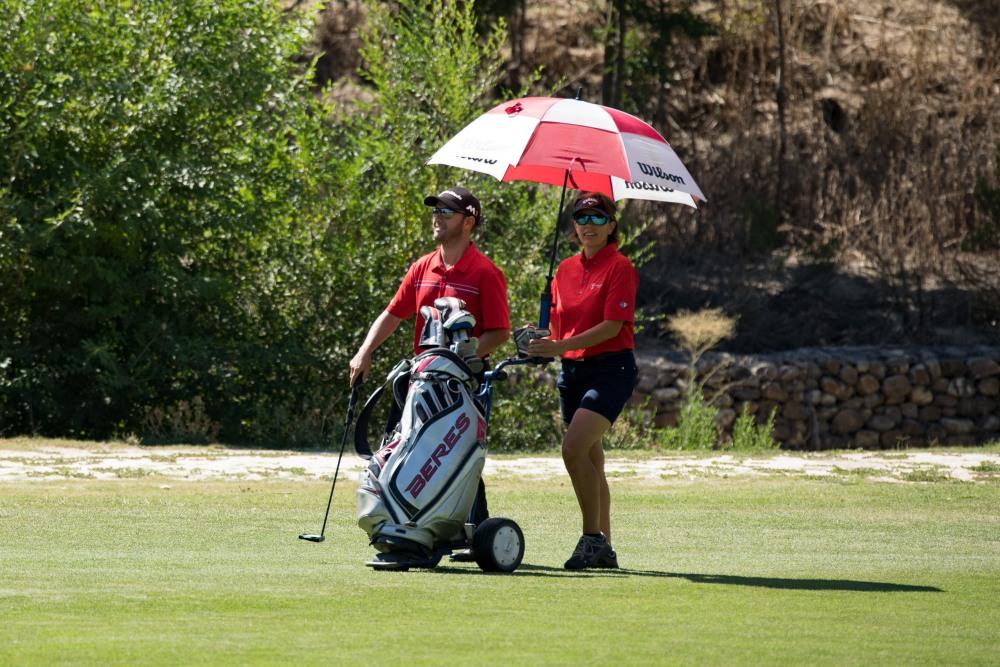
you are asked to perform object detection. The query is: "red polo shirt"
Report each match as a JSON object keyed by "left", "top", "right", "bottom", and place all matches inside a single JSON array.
[
  {"left": 550, "top": 243, "right": 638, "bottom": 360},
  {"left": 388, "top": 242, "right": 510, "bottom": 354}
]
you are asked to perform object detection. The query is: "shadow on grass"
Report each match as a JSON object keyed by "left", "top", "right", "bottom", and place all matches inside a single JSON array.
[
  {"left": 622, "top": 570, "right": 943, "bottom": 592},
  {"left": 436, "top": 563, "right": 943, "bottom": 591},
  {"left": 427, "top": 564, "right": 595, "bottom": 579}
]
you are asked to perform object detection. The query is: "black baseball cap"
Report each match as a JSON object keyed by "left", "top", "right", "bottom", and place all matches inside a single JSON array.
[
  {"left": 424, "top": 186, "right": 481, "bottom": 222},
  {"left": 572, "top": 192, "right": 616, "bottom": 218}
]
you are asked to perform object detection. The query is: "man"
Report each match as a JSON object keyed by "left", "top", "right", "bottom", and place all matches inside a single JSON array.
[
  {"left": 349, "top": 186, "right": 510, "bottom": 385},
  {"left": 349, "top": 187, "right": 508, "bottom": 559}
]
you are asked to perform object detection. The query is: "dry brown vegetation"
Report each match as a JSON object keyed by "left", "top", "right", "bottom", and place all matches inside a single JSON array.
[
  {"left": 300, "top": 0, "right": 1000, "bottom": 351},
  {"left": 636, "top": 0, "right": 1000, "bottom": 351},
  {"left": 666, "top": 308, "right": 738, "bottom": 357}
]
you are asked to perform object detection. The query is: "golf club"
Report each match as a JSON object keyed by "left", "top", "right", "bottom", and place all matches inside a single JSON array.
[{"left": 299, "top": 377, "right": 363, "bottom": 543}]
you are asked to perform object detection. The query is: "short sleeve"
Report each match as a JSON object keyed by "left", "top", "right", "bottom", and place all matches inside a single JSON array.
[
  {"left": 386, "top": 262, "right": 419, "bottom": 320},
  {"left": 478, "top": 265, "right": 510, "bottom": 330},
  {"left": 603, "top": 258, "right": 637, "bottom": 322}
]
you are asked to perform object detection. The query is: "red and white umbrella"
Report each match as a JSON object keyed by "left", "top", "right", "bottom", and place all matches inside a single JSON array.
[
  {"left": 427, "top": 95, "right": 705, "bottom": 329},
  {"left": 428, "top": 96, "right": 705, "bottom": 207}
]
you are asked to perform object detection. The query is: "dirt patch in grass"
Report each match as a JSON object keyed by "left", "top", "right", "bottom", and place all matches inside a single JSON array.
[{"left": 1, "top": 440, "right": 996, "bottom": 484}]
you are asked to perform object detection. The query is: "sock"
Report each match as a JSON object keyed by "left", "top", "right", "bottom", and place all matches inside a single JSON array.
[{"left": 585, "top": 532, "right": 605, "bottom": 541}]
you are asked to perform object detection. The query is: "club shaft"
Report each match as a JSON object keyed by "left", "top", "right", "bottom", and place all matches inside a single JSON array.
[{"left": 314, "top": 382, "right": 361, "bottom": 538}]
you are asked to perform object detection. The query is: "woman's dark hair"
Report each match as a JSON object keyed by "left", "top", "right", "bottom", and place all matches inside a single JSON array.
[{"left": 570, "top": 191, "right": 619, "bottom": 244}]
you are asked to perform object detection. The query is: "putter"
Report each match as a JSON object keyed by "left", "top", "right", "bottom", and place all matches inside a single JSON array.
[{"left": 299, "top": 377, "right": 363, "bottom": 543}]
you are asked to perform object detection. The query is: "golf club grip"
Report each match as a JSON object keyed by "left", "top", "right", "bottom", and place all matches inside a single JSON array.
[{"left": 346, "top": 377, "right": 364, "bottom": 416}]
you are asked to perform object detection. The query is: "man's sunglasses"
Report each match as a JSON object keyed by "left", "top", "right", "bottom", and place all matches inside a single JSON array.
[
  {"left": 573, "top": 213, "right": 610, "bottom": 226},
  {"left": 432, "top": 207, "right": 463, "bottom": 219}
]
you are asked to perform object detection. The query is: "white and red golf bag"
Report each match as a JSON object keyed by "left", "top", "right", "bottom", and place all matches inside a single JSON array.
[{"left": 355, "top": 297, "right": 489, "bottom": 558}]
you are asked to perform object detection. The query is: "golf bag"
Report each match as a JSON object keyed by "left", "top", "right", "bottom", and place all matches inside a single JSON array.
[{"left": 355, "top": 297, "right": 506, "bottom": 569}]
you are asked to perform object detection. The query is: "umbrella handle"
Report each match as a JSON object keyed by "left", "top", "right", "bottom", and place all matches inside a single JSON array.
[
  {"left": 538, "top": 279, "right": 552, "bottom": 329},
  {"left": 539, "top": 167, "right": 572, "bottom": 333}
]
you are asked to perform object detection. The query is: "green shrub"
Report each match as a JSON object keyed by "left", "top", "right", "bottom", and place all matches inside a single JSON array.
[
  {"left": 657, "top": 391, "right": 718, "bottom": 450},
  {"left": 730, "top": 404, "right": 778, "bottom": 451},
  {"left": 141, "top": 396, "right": 220, "bottom": 445},
  {"left": 0, "top": 0, "right": 338, "bottom": 441},
  {"left": 652, "top": 308, "right": 737, "bottom": 450},
  {"left": 342, "top": 0, "right": 559, "bottom": 337},
  {"left": 487, "top": 373, "right": 563, "bottom": 452},
  {"left": 605, "top": 396, "right": 659, "bottom": 450}
]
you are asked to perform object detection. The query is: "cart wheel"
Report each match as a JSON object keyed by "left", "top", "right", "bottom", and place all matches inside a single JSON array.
[{"left": 473, "top": 517, "right": 524, "bottom": 573}]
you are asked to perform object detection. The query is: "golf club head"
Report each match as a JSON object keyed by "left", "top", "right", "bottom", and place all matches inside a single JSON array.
[{"left": 298, "top": 533, "right": 325, "bottom": 543}]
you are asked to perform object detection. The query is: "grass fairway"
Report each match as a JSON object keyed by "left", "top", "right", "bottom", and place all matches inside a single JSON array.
[{"left": 1, "top": 474, "right": 998, "bottom": 665}]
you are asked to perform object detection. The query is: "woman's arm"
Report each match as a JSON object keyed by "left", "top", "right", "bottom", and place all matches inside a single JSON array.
[{"left": 526, "top": 319, "right": 623, "bottom": 358}]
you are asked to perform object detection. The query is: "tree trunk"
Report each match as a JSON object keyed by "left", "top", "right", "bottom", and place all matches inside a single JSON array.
[
  {"left": 654, "top": 0, "right": 668, "bottom": 131},
  {"left": 773, "top": 0, "right": 788, "bottom": 225},
  {"left": 602, "top": 0, "right": 625, "bottom": 107},
  {"left": 508, "top": 0, "right": 526, "bottom": 91},
  {"left": 614, "top": 0, "right": 626, "bottom": 108}
]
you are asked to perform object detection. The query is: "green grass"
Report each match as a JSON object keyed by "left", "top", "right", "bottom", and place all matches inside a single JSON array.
[
  {"left": 1, "top": 476, "right": 999, "bottom": 665},
  {"left": 902, "top": 467, "right": 953, "bottom": 483},
  {"left": 969, "top": 460, "right": 1000, "bottom": 474}
]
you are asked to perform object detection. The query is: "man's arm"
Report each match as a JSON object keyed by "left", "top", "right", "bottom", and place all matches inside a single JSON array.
[
  {"left": 349, "top": 310, "right": 403, "bottom": 386},
  {"left": 476, "top": 327, "right": 510, "bottom": 358}
]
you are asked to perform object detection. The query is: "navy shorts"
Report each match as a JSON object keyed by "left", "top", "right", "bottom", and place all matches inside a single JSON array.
[{"left": 557, "top": 350, "right": 639, "bottom": 425}]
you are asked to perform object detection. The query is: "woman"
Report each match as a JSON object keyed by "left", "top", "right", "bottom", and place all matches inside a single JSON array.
[{"left": 527, "top": 191, "right": 639, "bottom": 570}]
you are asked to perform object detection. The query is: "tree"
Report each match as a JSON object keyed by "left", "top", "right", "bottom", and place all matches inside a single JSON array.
[
  {"left": 474, "top": 0, "right": 528, "bottom": 92},
  {"left": 600, "top": 0, "right": 714, "bottom": 122},
  {"left": 772, "top": 0, "right": 788, "bottom": 226},
  {"left": 0, "top": 0, "right": 334, "bottom": 441}
]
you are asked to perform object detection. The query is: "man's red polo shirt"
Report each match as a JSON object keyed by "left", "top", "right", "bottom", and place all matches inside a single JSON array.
[
  {"left": 550, "top": 243, "right": 638, "bottom": 360},
  {"left": 388, "top": 242, "right": 510, "bottom": 354}
]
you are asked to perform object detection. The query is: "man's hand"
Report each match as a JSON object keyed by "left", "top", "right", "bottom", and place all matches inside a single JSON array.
[
  {"left": 349, "top": 310, "right": 403, "bottom": 387},
  {"left": 349, "top": 349, "right": 371, "bottom": 387}
]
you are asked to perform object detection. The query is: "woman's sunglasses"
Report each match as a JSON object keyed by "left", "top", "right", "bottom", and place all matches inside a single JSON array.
[
  {"left": 432, "top": 207, "right": 462, "bottom": 219},
  {"left": 573, "top": 213, "right": 610, "bottom": 226}
]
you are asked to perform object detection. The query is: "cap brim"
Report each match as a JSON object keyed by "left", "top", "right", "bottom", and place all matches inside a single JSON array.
[{"left": 575, "top": 207, "right": 612, "bottom": 218}]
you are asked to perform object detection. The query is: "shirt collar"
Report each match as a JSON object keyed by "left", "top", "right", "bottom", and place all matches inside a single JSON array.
[
  {"left": 579, "top": 242, "right": 617, "bottom": 269},
  {"left": 431, "top": 241, "right": 479, "bottom": 274}
]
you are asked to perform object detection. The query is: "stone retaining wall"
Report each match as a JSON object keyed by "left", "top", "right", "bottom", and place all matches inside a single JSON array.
[{"left": 633, "top": 346, "right": 1000, "bottom": 449}]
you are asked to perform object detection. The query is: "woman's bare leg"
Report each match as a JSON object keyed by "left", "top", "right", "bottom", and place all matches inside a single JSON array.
[
  {"left": 562, "top": 408, "right": 613, "bottom": 535},
  {"left": 588, "top": 442, "right": 611, "bottom": 540}
]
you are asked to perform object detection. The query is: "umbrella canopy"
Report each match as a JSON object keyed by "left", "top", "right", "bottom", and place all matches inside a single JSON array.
[
  {"left": 428, "top": 96, "right": 705, "bottom": 207},
  {"left": 427, "top": 95, "right": 705, "bottom": 330}
]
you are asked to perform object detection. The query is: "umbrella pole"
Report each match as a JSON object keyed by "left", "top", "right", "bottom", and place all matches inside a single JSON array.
[{"left": 538, "top": 169, "right": 571, "bottom": 330}]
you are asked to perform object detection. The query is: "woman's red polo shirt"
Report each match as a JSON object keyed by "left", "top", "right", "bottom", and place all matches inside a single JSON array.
[
  {"left": 388, "top": 242, "right": 510, "bottom": 354},
  {"left": 550, "top": 243, "right": 638, "bottom": 360}
]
